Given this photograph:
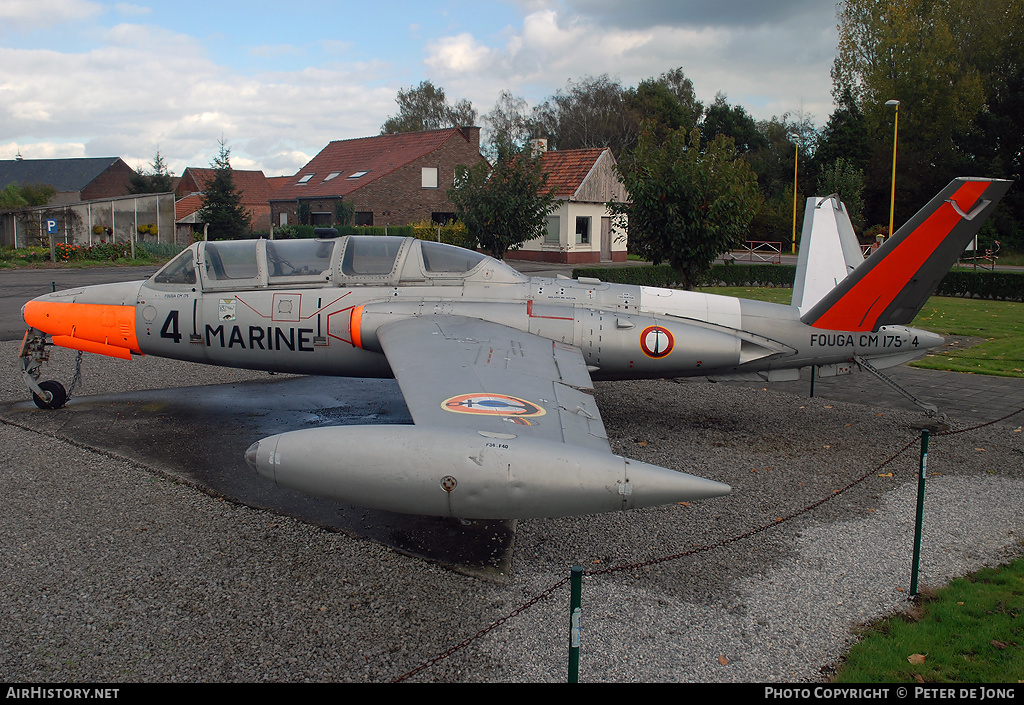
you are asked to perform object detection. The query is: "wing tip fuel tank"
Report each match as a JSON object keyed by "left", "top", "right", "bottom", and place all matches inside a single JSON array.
[{"left": 245, "top": 425, "right": 731, "bottom": 520}]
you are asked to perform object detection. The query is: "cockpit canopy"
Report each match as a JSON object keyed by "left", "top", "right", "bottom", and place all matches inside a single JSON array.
[{"left": 150, "top": 236, "right": 526, "bottom": 291}]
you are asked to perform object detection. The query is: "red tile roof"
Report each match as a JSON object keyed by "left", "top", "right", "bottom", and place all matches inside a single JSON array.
[
  {"left": 181, "top": 168, "right": 280, "bottom": 206},
  {"left": 271, "top": 127, "right": 475, "bottom": 201},
  {"left": 539, "top": 148, "right": 608, "bottom": 198},
  {"left": 174, "top": 194, "right": 203, "bottom": 221}
]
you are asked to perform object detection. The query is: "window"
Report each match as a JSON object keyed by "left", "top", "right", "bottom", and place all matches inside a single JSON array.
[
  {"left": 575, "top": 216, "right": 591, "bottom": 245},
  {"left": 341, "top": 236, "right": 404, "bottom": 275},
  {"left": 421, "top": 167, "right": 438, "bottom": 189},
  {"left": 420, "top": 240, "right": 486, "bottom": 273},
  {"left": 153, "top": 249, "right": 196, "bottom": 285},
  {"left": 297, "top": 174, "right": 313, "bottom": 184},
  {"left": 545, "top": 216, "right": 560, "bottom": 245},
  {"left": 266, "top": 239, "right": 335, "bottom": 278},
  {"left": 348, "top": 171, "right": 368, "bottom": 179},
  {"left": 354, "top": 211, "right": 373, "bottom": 226},
  {"left": 204, "top": 241, "right": 259, "bottom": 281},
  {"left": 324, "top": 172, "right": 341, "bottom": 182}
]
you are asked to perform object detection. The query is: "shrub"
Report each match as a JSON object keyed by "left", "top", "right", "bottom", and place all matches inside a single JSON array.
[{"left": 409, "top": 219, "right": 474, "bottom": 249}]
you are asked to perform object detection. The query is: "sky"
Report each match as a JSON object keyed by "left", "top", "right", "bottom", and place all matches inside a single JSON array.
[{"left": 0, "top": 0, "right": 840, "bottom": 177}]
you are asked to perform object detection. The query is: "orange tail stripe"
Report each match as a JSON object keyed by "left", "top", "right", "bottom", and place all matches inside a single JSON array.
[
  {"left": 812, "top": 180, "right": 989, "bottom": 331},
  {"left": 24, "top": 301, "right": 141, "bottom": 354}
]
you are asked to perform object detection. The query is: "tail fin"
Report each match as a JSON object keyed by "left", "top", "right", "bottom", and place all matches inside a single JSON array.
[
  {"left": 792, "top": 194, "right": 865, "bottom": 316},
  {"left": 800, "top": 177, "right": 1011, "bottom": 332}
]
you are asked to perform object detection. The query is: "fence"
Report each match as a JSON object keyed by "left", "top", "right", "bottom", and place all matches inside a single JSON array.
[{"left": 0, "top": 192, "right": 179, "bottom": 249}]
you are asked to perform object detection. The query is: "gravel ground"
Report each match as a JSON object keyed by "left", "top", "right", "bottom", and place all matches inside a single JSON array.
[{"left": 1, "top": 341, "right": 1022, "bottom": 683}]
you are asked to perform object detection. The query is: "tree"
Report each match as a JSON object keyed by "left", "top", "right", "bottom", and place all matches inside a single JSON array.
[
  {"left": 381, "top": 80, "right": 477, "bottom": 134},
  {"left": 530, "top": 74, "right": 638, "bottom": 156},
  {"left": 482, "top": 90, "right": 535, "bottom": 158},
  {"left": 129, "top": 149, "right": 174, "bottom": 194},
  {"left": 446, "top": 142, "right": 557, "bottom": 259},
  {"left": 700, "top": 94, "right": 768, "bottom": 154},
  {"left": 611, "top": 124, "right": 760, "bottom": 289},
  {"left": 655, "top": 68, "right": 704, "bottom": 130},
  {"left": 832, "top": 0, "right": 986, "bottom": 225},
  {"left": 817, "top": 157, "right": 866, "bottom": 229},
  {"left": 0, "top": 182, "right": 30, "bottom": 211},
  {"left": 623, "top": 79, "right": 689, "bottom": 150},
  {"left": 199, "top": 140, "right": 251, "bottom": 240}
]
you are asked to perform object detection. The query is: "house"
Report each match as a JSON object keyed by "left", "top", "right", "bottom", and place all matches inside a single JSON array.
[
  {"left": 507, "top": 145, "right": 629, "bottom": 264},
  {"left": 175, "top": 167, "right": 289, "bottom": 234},
  {"left": 0, "top": 157, "right": 136, "bottom": 205},
  {"left": 269, "top": 126, "right": 485, "bottom": 228}
]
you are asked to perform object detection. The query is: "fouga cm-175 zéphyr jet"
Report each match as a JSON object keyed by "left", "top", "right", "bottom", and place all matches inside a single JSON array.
[{"left": 18, "top": 177, "right": 1011, "bottom": 520}]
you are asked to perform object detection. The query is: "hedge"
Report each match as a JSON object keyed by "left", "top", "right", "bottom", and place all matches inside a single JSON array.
[
  {"left": 273, "top": 224, "right": 416, "bottom": 239},
  {"left": 572, "top": 264, "right": 1024, "bottom": 302}
]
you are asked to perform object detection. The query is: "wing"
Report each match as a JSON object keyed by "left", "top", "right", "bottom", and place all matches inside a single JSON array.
[
  {"left": 246, "top": 314, "right": 732, "bottom": 519},
  {"left": 376, "top": 314, "right": 610, "bottom": 453}
]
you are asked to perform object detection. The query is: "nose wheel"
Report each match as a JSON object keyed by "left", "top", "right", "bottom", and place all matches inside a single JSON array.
[
  {"left": 19, "top": 329, "right": 79, "bottom": 410},
  {"left": 32, "top": 380, "right": 68, "bottom": 410}
]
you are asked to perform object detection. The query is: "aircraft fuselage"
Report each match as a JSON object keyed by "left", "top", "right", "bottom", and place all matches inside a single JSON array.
[{"left": 22, "top": 236, "right": 940, "bottom": 385}]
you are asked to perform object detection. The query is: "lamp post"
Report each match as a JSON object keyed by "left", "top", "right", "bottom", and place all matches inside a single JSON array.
[
  {"left": 789, "top": 133, "right": 799, "bottom": 254},
  {"left": 885, "top": 100, "right": 900, "bottom": 238}
]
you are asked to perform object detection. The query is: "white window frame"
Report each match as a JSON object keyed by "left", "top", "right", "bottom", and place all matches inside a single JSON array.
[{"left": 421, "top": 167, "right": 439, "bottom": 189}]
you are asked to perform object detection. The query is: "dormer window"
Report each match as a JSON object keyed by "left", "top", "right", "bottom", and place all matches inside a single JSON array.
[{"left": 297, "top": 174, "right": 314, "bottom": 184}]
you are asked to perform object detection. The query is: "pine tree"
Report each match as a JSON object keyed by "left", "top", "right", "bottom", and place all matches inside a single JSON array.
[{"left": 199, "top": 140, "right": 251, "bottom": 240}]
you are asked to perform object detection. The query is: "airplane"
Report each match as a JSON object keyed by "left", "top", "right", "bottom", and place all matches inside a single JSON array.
[{"left": 18, "top": 177, "right": 1011, "bottom": 520}]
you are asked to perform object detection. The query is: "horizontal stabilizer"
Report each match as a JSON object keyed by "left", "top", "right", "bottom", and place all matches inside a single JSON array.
[{"left": 801, "top": 178, "right": 1011, "bottom": 332}]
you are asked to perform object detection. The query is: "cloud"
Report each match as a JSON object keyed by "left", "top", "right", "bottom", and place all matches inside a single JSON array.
[
  {"left": 0, "top": 0, "right": 102, "bottom": 30},
  {"left": 0, "top": 23, "right": 396, "bottom": 176},
  {"left": 114, "top": 3, "right": 151, "bottom": 16},
  {"left": 425, "top": 4, "right": 836, "bottom": 123}
]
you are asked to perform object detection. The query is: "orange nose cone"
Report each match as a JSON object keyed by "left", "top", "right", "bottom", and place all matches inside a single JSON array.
[{"left": 24, "top": 301, "right": 140, "bottom": 358}]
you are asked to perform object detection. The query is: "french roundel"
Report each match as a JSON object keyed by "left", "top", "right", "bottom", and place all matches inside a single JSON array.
[
  {"left": 640, "top": 325, "right": 674, "bottom": 359},
  {"left": 441, "top": 393, "right": 547, "bottom": 417}
]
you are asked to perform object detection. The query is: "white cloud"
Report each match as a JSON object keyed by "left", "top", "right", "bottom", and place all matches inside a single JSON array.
[
  {"left": 0, "top": 0, "right": 101, "bottom": 29},
  {"left": 425, "top": 33, "right": 495, "bottom": 74},
  {"left": 0, "top": 21, "right": 396, "bottom": 176},
  {"left": 425, "top": 5, "right": 836, "bottom": 124},
  {"left": 0, "top": 140, "right": 86, "bottom": 160},
  {"left": 114, "top": 3, "right": 152, "bottom": 16}
]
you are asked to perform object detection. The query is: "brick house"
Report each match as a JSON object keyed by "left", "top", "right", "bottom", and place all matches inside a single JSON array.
[
  {"left": 508, "top": 145, "right": 629, "bottom": 264},
  {"left": 269, "top": 126, "right": 485, "bottom": 228},
  {"left": 0, "top": 157, "right": 136, "bottom": 205},
  {"left": 176, "top": 167, "right": 288, "bottom": 233}
]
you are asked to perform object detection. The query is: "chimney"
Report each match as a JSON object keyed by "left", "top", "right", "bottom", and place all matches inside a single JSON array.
[
  {"left": 530, "top": 138, "right": 548, "bottom": 155},
  {"left": 459, "top": 126, "right": 481, "bottom": 149}
]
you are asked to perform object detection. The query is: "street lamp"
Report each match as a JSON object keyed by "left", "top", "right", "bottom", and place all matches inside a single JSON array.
[
  {"left": 885, "top": 100, "right": 900, "bottom": 238},
  {"left": 788, "top": 133, "right": 799, "bottom": 254}
]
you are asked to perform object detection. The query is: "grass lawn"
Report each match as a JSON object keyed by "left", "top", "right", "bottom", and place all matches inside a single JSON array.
[
  {"left": 698, "top": 287, "right": 1024, "bottom": 379},
  {"left": 834, "top": 561, "right": 1024, "bottom": 683}
]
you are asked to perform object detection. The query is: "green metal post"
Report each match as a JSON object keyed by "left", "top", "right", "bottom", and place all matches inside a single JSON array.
[
  {"left": 910, "top": 429, "right": 929, "bottom": 596},
  {"left": 568, "top": 565, "right": 582, "bottom": 683}
]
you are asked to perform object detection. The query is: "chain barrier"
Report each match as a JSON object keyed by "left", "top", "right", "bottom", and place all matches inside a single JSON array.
[
  {"left": 393, "top": 404, "right": 1024, "bottom": 682},
  {"left": 66, "top": 351, "right": 84, "bottom": 401}
]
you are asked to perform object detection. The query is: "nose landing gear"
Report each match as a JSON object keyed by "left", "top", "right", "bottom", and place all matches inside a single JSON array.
[{"left": 20, "top": 329, "right": 80, "bottom": 410}]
